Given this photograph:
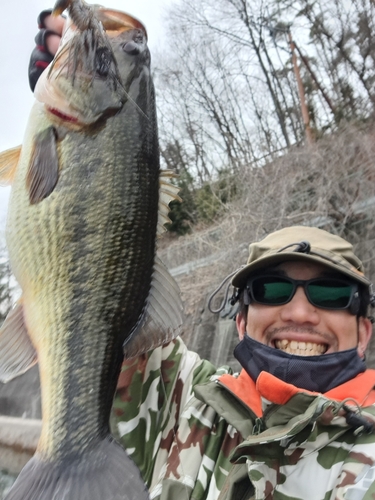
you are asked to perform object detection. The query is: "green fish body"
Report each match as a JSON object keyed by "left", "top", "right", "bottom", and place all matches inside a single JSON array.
[{"left": 0, "top": 2, "right": 182, "bottom": 499}]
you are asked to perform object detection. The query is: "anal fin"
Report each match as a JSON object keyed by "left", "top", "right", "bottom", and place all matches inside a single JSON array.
[
  {"left": 0, "top": 299, "right": 37, "bottom": 383},
  {"left": 123, "top": 257, "right": 184, "bottom": 358}
]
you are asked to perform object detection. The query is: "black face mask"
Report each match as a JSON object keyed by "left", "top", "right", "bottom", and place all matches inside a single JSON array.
[{"left": 234, "top": 335, "right": 366, "bottom": 393}]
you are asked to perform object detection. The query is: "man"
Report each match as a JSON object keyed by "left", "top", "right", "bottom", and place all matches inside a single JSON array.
[
  {"left": 109, "top": 226, "right": 375, "bottom": 500},
  {"left": 30, "top": 14, "right": 375, "bottom": 500}
]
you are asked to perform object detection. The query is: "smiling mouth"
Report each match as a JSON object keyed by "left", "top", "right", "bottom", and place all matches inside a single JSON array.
[{"left": 274, "top": 340, "right": 328, "bottom": 356}]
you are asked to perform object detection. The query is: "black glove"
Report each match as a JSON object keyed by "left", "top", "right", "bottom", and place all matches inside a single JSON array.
[{"left": 28, "top": 9, "right": 61, "bottom": 92}]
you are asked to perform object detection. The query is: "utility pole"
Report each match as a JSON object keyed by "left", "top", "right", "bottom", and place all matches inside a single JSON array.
[
  {"left": 293, "top": 40, "right": 337, "bottom": 116},
  {"left": 287, "top": 29, "right": 314, "bottom": 146}
]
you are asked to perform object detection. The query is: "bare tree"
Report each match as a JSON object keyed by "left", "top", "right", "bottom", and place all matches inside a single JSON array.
[
  {"left": 155, "top": 0, "right": 375, "bottom": 188},
  {"left": 158, "top": 124, "right": 375, "bottom": 349}
]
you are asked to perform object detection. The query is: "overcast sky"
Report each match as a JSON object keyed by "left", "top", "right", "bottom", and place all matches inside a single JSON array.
[{"left": 0, "top": 0, "right": 176, "bottom": 231}]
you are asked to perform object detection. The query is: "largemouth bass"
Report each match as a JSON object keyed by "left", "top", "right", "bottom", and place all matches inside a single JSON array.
[{"left": 0, "top": 1, "right": 183, "bottom": 499}]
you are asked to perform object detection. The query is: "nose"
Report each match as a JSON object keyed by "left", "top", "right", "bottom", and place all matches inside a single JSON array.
[{"left": 279, "top": 285, "right": 320, "bottom": 325}]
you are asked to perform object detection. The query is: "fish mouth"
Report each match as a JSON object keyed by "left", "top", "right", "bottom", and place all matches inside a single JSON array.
[
  {"left": 47, "top": 106, "right": 79, "bottom": 123},
  {"left": 274, "top": 339, "right": 328, "bottom": 356}
]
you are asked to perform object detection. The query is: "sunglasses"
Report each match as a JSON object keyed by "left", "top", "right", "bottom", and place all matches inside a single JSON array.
[{"left": 245, "top": 275, "right": 359, "bottom": 311}]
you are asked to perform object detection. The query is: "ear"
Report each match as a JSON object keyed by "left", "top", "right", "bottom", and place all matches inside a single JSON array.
[
  {"left": 357, "top": 317, "right": 373, "bottom": 358},
  {"left": 236, "top": 313, "right": 247, "bottom": 341}
]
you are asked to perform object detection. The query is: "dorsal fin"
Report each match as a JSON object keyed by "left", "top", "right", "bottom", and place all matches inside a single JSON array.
[
  {"left": 123, "top": 257, "right": 183, "bottom": 358},
  {"left": 0, "top": 146, "right": 21, "bottom": 186},
  {"left": 157, "top": 170, "right": 181, "bottom": 236}
]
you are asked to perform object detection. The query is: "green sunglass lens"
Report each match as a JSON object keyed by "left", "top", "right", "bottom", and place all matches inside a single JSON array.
[
  {"left": 308, "top": 280, "right": 352, "bottom": 308},
  {"left": 251, "top": 277, "right": 354, "bottom": 309},
  {"left": 253, "top": 278, "right": 293, "bottom": 304}
]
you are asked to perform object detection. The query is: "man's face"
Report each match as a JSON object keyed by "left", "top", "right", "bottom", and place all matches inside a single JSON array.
[{"left": 236, "top": 261, "right": 372, "bottom": 357}]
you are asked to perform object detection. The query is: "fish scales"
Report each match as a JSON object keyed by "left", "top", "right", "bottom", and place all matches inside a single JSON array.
[
  {"left": 0, "top": 1, "right": 182, "bottom": 499},
  {"left": 8, "top": 93, "right": 159, "bottom": 458}
]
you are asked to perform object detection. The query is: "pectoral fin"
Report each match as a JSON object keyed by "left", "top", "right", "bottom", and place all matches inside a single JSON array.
[
  {"left": 0, "top": 299, "right": 37, "bottom": 383},
  {"left": 123, "top": 257, "right": 184, "bottom": 358},
  {"left": 27, "top": 127, "right": 59, "bottom": 204},
  {"left": 0, "top": 146, "right": 21, "bottom": 186}
]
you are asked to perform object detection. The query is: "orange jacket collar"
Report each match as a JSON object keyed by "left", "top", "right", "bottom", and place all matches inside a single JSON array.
[{"left": 219, "top": 369, "right": 375, "bottom": 418}]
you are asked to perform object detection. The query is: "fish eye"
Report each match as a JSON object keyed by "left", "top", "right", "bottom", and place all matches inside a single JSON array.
[
  {"left": 95, "top": 47, "right": 113, "bottom": 77},
  {"left": 133, "top": 30, "right": 144, "bottom": 43},
  {"left": 122, "top": 41, "right": 141, "bottom": 56}
]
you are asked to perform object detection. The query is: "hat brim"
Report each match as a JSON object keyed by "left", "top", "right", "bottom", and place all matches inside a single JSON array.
[{"left": 232, "top": 251, "right": 370, "bottom": 289}]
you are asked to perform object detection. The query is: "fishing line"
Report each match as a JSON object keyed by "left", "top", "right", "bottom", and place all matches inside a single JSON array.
[
  {"left": 46, "top": 20, "right": 151, "bottom": 122},
  {"left": 55, "top": 56, "right": 149, "bottom": 122},
  {"left": 121, "top": 89, "right": 150, "bottom": 121}
]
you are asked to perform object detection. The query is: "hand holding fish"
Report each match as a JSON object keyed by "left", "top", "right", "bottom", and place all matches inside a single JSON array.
[
  {"left": 41, "top": 14, "right": 64, "bottom": 53},
  {"left": 28, "top": 10, "right": 64, "bottom": 91}
]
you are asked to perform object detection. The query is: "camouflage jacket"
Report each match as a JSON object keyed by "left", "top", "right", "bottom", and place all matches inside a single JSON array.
[{"left": 111, "top": 337, "right": 375, "bottom": 500}]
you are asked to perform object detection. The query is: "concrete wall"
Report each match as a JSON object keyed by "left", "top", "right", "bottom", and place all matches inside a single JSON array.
[{"left": 0, "top": 367, "right": 41, "bottom": 497}]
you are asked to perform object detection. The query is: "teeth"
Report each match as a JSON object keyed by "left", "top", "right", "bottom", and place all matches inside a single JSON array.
[{"left": 274, "top": 340, "right": 327, "bottom": 356}]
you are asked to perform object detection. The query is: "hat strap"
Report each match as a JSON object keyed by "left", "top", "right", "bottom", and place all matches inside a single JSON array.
[
  {"left": 277, "top": 240, "right": 311, "bottom": 254},
  {"left": 208, "top": 267, "right": 242, "bottom": 314}
]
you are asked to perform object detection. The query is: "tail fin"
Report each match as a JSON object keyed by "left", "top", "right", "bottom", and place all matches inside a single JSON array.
[{"left": 5, "top": 436, "right": 149, "bottom": 500}]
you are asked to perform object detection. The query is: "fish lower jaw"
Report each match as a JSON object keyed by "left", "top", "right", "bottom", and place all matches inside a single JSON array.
[
  {"left": 47, "top": 106, "right": 80, "bottom": 124},
  {"left": 274, "top": 339, "right": 327, "bottom": 356}
]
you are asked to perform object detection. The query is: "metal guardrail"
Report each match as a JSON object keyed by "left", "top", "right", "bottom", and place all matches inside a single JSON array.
[
  {"left": 0, "top": 416, "right": 41, "bottom": 474},
  {"left": 169, "top": 251, "right": 225, "bottom": 277},
  {"left": 0, "top": 416, "right": 41, "bottom": 499}
]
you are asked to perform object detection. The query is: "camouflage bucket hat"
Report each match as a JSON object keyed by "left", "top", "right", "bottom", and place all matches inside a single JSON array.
[{"left": 232, "top": 226, "right": 370, "bottom": 289}]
